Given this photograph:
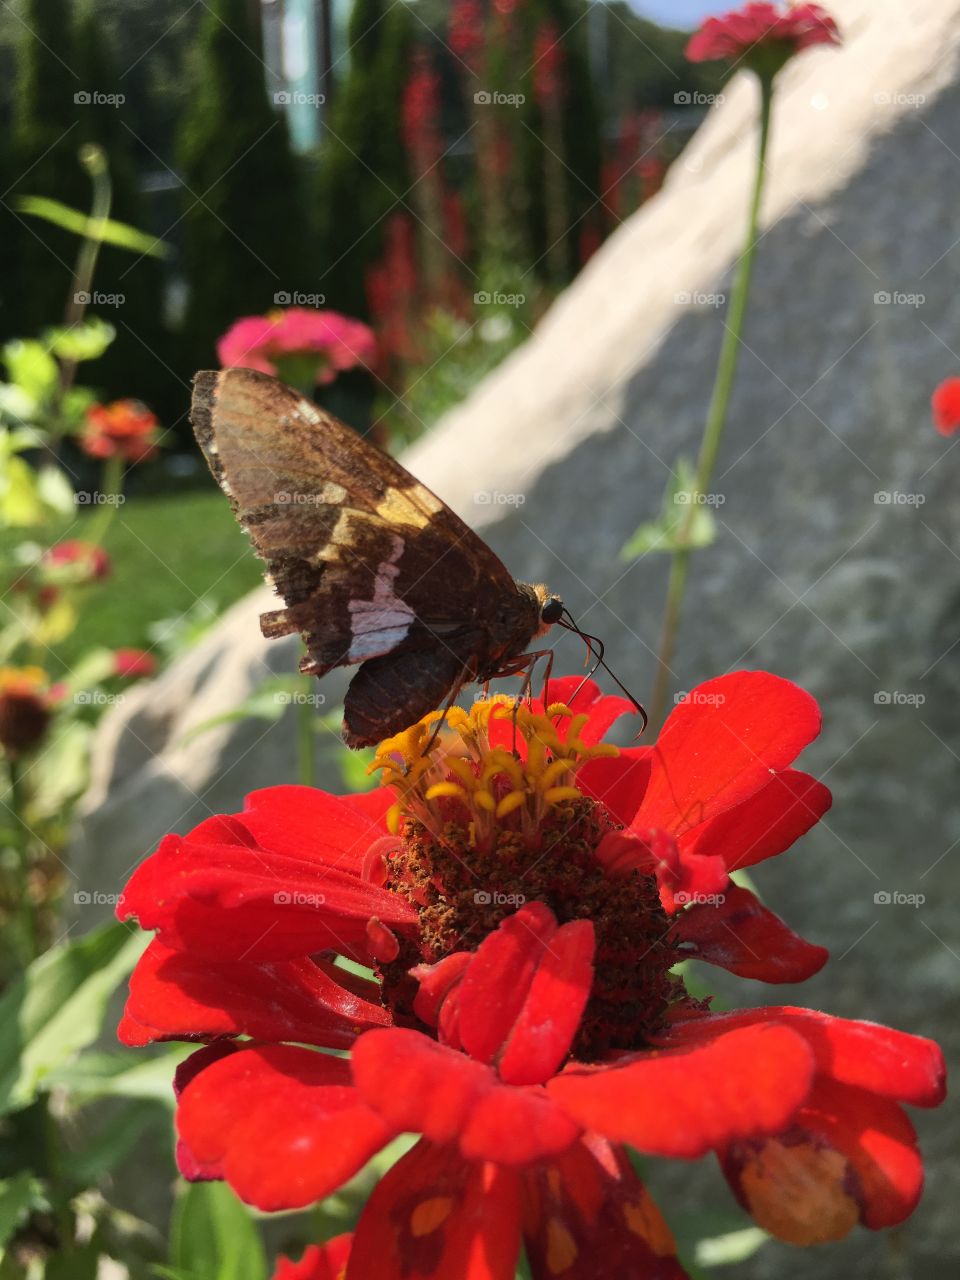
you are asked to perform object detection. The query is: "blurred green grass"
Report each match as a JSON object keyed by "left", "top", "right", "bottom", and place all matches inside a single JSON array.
[{"left": 7, "top": 489, "right": 263, "bottom": 673}]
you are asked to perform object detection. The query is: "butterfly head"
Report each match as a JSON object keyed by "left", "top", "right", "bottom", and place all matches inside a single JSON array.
[{"left": 533, "top": 584, "right": 564, "bottom": 636}]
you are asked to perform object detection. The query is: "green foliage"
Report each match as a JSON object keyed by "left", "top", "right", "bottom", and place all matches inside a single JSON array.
[
  {"left": 168, "top": 1181, "right": 267, "bottom": 1280},
  {"left": 620, "top": 457, "right": 719, "bottom": 557},
  {"left": 176, "top": 0, "right": 311, "bottom": 369},
  {"left": 315, "top": 0, "right": 415, "bottom": 317},
  {"left": 0, "top": 923, "right": 147, "bottom": 1116},
  {"left": 14, "top": 196, "right": 168, "bottom": 259}
]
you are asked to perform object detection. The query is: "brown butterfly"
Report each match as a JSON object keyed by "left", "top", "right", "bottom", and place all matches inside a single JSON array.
[{"left": 191, "top": 367, "right": 581, "bottom": 748}]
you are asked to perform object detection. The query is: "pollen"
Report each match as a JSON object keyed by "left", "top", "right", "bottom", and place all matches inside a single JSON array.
[{"left": 369, "top": 695, "right": 619, "bottom": 843}]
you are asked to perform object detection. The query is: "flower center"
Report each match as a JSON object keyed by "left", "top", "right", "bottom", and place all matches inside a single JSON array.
[{"left": 369, "top": 698, "right": 686, "bottom": 1059}]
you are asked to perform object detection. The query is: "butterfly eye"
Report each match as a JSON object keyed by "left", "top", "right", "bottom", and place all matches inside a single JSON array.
[{"left": 540, "top": 597, "right": 563, "bottom": 625}]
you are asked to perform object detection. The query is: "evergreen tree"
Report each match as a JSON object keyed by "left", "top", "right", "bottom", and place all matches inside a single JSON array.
[
  {"left": 176, "top": 0, "right": 310, "bottom": 369},
  {"left": 314, "top": 0, "right": 414, "bottom": 318},
  {"left": 72, "top": 1, "right": 172, "bottom": 415},
  {"left": 7, "top": 0, "right": 87, "bottom": 340}
]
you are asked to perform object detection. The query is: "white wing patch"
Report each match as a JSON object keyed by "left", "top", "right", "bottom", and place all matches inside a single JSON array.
[{"left": 347, "top": 534, "right": 415, "bottom": 661}]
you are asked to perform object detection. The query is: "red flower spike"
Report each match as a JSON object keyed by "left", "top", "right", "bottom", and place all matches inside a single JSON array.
[
  {"left": 673, "top": 883, "right": 828, "bottom": 983},
  {"left": 352, "top": 1029, "right": 581, "bottom": 1165},
  {"left": 119, "top": 939, "right": 389, "bottom": 1048},
  {"left": 637, "top": 672, "right": 822, "bottom": 837},
  {"left": 346, "top": 1139, "right": 522, "bottom": 1280},
  {"left": 680, "top": 767, "right": 831, "bottom": 873},
  {"left": 720, "top": 1076, "right": 925, "bottom": 1242},
  {"left": 522, "top": 1136, "right": 690, "bottom": 1279},
  {"left": 931, "top": 376, "right": 960, "bottom": 436},
  {"left": 273, "top": 1235, "right": 352, "bottom": 1280},
  {"left": 548, "top": 1023, "right": 816, "bottom": 1158},
  {"left": 176, "top": 1045, "right": 394, "bottom": 1211}
]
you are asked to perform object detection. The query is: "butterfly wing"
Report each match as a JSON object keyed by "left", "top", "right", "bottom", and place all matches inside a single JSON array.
[{"left": 191, "top": 368, "right": 524, "bottom": 684}]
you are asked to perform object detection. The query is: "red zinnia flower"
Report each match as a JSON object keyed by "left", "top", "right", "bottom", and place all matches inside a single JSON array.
[
  {"left": 218, "top": 309, "right": 377, "bottom": 386},
  {"left": 117, "top": 673, "right": 944, "bottom": 1277},
  {"left": 112, "top": 648, "right": 157, "bottom": 679},
  {"left": 82, "top": 399, "right": 159, "bottom": 463},
  {"left": 686, "top": 3, "right": 840, "bottom": 72},
  {"left": 931, "top": 376, "right": 960, "bottom": 437},
  {"left": 42, "top": 539, "right": 111, "bottom": 584}
]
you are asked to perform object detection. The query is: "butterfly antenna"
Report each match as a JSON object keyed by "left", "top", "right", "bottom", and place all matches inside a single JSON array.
[{"left": 557, "top": 609, "right": 648, "bottom": 735}]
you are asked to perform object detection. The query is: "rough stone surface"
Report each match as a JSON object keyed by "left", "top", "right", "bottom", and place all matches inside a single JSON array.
[{"left": 74, "top": 1, "right": 959, "bottom": 1269}]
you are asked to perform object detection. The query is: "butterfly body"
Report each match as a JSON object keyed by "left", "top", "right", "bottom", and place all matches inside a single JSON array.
[{"left": 191, "top": 368, "right": 560, "bottom": 746}]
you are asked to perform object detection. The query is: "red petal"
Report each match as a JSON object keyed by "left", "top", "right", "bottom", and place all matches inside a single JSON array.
[
  {"left": 176, "top": 1044, "right": 392, "bottom": 1210},
  {"left": 273, "top": 1235, "right": 352, "bottom": 1280},
  {"left": 680, "top": 769, "right": 831, "bottom": 872},
  {"left": 119, "top": 810, "right": 416, "bottom": 964},
  {"left": 547, "top": 676, "right": 639, "bottom": 745},
  {"left": 658, "top": 1007, "right": 946, "bottom": 1107},
  {"left": 412, "top": 952, "right": 471, "bottom": 1030},
  {"left": 672, "top": 884, "right": 828, "bottom": 983},
  {"left": 720, "top": 1076, "right": 925, "bottom": 1241},
  {"left": 347, "top": 1139, "right": 521, "bottom": 1280},
  {"left": 576, "top": 748, "right": 651, "bottom": 826},
  {"left": 456, "top": 904, "right": 593, "bottom": 1085},
  {"left": 242, "top": 785, "right": 389, "bottom": 869},
  {"left": 547, "top": 1023, "right": 815, "bottom": 1158},
  {"left": 119, "top": 939, "right": 389, "bottom": 1047},
  {"left": 522, "top": 1135, "right": 690, "bottom": 1279},
  {"left": 638, "top": 673, "right": 822, "bottom": 839},
  {"left": 351, "top": 1029, "right": 581, "bottom": 1164},
  {"left": 932, "top": 375, "right": 960, "bottom": 436}
]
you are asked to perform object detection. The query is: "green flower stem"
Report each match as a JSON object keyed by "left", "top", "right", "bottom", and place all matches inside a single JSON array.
[
  {"left": 7, "top": 756, "right": 37, "bottom": 959},
  {"left": 85, "top": 452, "right": 124, "bottom": 547},
  {"left": 297, "top": 662, "right": 317, "bottom": 788},
  {"left": 648, "top": 74, "right": 774, "bottom": 730}
]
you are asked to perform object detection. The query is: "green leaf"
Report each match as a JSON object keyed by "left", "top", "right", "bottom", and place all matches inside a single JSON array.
[
  {"left": 0, "top": 923, "right": 148, "bottom": 1114},
  {"left": 176, "top": 674, "right": 307, "bottom": 744},
  {"left": 1, "top": 340, "right": 58, "bottom": 402},
  {"left": 0, "top": 1172, "right": 47, "bottom": 1251},
  {"left": 14, "top": 196, "right": 170, "bottom": 259},
  {"left": 0, "top": 455, "right": 47, "bottom": 526},
  {"left": 48, "top": 1048, "right": 189, "bottom": 1104},
  {"left": 620, "top": 458, "right": 719, "bottom": 558},
  {"left": 43, "top": 318, "right": 116, "bottom": 364},
  {"left": 170, "top": 1181, "right": 267, "bottom": 1280},
  {"left": 60, "top": 1100, "right": 164, "bottom": 1185},
  {"left": 34, "top": 465, "right": 76, "bottom": 517}
]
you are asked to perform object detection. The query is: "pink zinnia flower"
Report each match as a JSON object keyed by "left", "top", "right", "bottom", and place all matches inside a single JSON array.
[
  {"left": 931, "top": 377, "right": 960, "bottom": 437},
  {"left": 687, "top": 3, "right": 840, "bottom": 68},
  {"left": 113, "top": 649, "right": 157, "bottom": 679},
  {"left": 217, "top": 309, "right": 377, "bottom": 386},
  {"left": 43, "top": 540, "right": 111, "bottom": 584}
]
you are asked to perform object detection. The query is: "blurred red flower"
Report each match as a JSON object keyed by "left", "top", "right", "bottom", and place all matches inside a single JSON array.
[
  {"left": 272, "top": 1235, "right": 352, "bottom": 1279},
  {"left": 43, "top": 539, "right": 111, "bottom": 584},
  {"left": 117, "top": 674, "right": 944, "bottom": 1276},
  {"left": 687, "top": 3, "right": 840, "bottom": 67},
  {"left": 82, "top": 399, "right": 158, "bottom": 463},
  {"left": 113, "top": 648, "right": 156, "bottom": 679},
  {"left": 931, "top": 376, "right": 960, "bottom": 436},
  {"left": 218, "top": 309, "right": 376, "bottom": 386}
]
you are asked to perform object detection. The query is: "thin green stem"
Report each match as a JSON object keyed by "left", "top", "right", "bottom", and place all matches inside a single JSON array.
[
  {"left": 7, "top": 756, "right": 37, "bottom": 959},
  {"left": 648, "top": 74, "right": 774, "bottom": 730},
  {"left": 84, "top": 452, "right": 124, "bottom": 546},
  {"left": 296, "top": 664, "right": 317, "bottom": 787}
]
